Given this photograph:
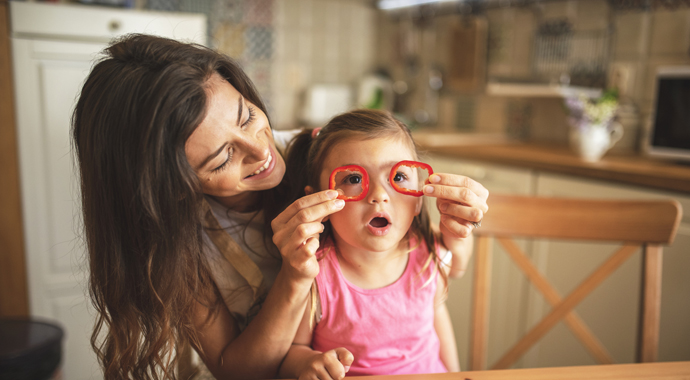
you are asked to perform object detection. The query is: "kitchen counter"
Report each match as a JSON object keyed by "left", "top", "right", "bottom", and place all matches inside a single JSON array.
[{"left": 413, "top": 135, "right": 690, "bottom": 194}]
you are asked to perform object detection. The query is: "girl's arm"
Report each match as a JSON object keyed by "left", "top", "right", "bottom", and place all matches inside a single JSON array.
[
  {"left": 434, "top": 276, "right": 461, "bottom": 372},
  {"left": 193, "top": 190, "right": 346, "bottom": 379},
  {"left": 279, "top": 286, "right": 354, "bottom": 380}
]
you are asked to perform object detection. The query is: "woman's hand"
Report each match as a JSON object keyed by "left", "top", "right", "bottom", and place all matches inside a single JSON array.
[
  {"left": 271, "top": 189, "right": 345, "bottom": 284},
  {"left": 423, "top": 173, "right": 489, "bottom": 278},
  {"left": 423, "top": 173, "right": 488, "bottom": 238}
]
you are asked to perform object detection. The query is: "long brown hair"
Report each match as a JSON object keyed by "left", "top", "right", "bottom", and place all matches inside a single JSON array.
[
  {"left": 71, "top": 34, "right": 273, "bottom": 379},
  {"left": 283, "top": 109, "right": 448, "bottom": 290}
]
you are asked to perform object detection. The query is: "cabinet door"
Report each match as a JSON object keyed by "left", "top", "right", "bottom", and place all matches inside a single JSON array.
[
  {"left": 425, "top": 155, "right": 536, "bottom": 369},
  {"left": 12, "top": 38, "right": 108, "bottom": 379},
  {"left": 11, "top": 8, "right": 206, "bottom": 379},
  {"left": 526, "top": 173, "right": 690, "bottom": 367}
]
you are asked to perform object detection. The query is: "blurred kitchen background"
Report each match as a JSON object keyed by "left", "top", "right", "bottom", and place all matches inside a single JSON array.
[
  {"left": 122, "top": 0, "right": 687, "bottom": 155},
  {"left": 2, "top": 0, "right": 690, "bottom": 378},
  {"left": 136, "top": 0, "right": 675, "bottom": 150}
]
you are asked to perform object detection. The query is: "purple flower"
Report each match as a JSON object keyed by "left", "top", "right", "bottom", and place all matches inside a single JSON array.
[{"left": 563, "top": 92, "right": 618, "bottom": 131}]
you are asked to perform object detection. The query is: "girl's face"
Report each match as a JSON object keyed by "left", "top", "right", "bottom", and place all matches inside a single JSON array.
[
  {"left": 319, "top": 136, "right": 423, "bottom": 254},
  {"left": 185, "top": 73, "right": 286, "bottom": 211}
]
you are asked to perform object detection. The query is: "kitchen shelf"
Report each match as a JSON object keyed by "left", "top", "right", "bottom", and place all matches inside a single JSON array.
[{"left": 486, "top": 82, "right": 602, "bottom": 98}]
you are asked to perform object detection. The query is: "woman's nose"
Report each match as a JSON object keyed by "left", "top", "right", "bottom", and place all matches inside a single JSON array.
[
  {"left": 236, "top": 133, "right": 268, "bottom": 163},
  {"left": 367, "top": 180, "right": 391, "bottom": 204}
]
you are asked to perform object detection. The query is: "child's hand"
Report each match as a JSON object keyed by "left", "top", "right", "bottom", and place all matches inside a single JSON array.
[
  {"left": 271, "top": 190, "right": 345, "bottom": 284},
  {"left": 298, "top": 347, "right": 354, "bottom": 380},
  {"left": 423, "top": 173, "right": 489, "bottom": 239}
]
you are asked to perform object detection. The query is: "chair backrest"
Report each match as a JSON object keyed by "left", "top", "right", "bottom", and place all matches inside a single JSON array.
[{"left": 469, "top": 194, "right": 682, "bottom": 371}]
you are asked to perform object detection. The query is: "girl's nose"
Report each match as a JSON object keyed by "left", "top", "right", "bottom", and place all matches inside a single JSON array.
[{"left": 367, "top": 180, "right": 391, "bottom": 204}]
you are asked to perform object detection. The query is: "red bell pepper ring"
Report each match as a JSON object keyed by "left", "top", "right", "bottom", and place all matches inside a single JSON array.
[
  {"left": 389, "top": 160, "right": 433, "bottom": 197},
  {"left": 329, "top": 164, "right": 369, "bottom": 202}
]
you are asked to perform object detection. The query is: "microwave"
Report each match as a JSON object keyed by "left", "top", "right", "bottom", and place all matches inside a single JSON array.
[{"left": 647, "top": 66, "right": 690, "bottom": 162}]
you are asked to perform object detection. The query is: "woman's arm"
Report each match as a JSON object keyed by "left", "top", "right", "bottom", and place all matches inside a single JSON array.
[
  {"left": 444, "top": 232, "right": 474, "bottom": 279},
  {"left": 425, "top": 173, "right": 489, "bottom": 279},
  {"left": 193, "top": 190, "right": 346, "bottom": 380},
  {"left": 434, "top": 276, "right": 460, "bottom": 372},
  {"left": 434, "top": 224, "right": 474, "bottom": 279},
  {"left": 192, "top": 270, "right": 311, "bottom": 379}
]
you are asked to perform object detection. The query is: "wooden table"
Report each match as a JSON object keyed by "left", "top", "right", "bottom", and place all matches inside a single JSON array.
[{"left": 344, "top": 361, "right": 690, "bottom": 379}]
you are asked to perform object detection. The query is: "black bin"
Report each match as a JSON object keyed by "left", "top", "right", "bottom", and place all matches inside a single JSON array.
[{"left": 0, "top": 319, "right": 64, "bottom": 380}]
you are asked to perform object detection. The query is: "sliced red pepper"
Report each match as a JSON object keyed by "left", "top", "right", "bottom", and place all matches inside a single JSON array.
[
  {"left": 389, "top": 160, "right": 434, "bottom": 197},
  {"left": 328, "top": 164, "right": 369, "bottom": 202}
]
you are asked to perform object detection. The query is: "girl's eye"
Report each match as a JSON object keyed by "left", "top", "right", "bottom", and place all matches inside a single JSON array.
[
  {"left": 342, "top": 174, "right": 362, "bottom": 185},
  {"left": 242, "top": 106, "right": 256, "bottom": 128},
  {"left": 212, "top": 147, "right": 233, "bottom": 173},
  {"left": 393, "top": 172, "right": 408, "bottom": 182}
]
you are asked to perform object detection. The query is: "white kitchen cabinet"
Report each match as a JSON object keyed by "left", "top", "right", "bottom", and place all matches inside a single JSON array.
[
  {"left": 10, "top": 3, "right": 205, "bottom": 378},
  {"left": 425, "top": 154, "right": 690, "bottom": 370}
]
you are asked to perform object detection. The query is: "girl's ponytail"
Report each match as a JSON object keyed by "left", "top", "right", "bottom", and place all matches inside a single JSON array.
[{"left": 282, "top": 129, "right": 317, "bottom": 207}]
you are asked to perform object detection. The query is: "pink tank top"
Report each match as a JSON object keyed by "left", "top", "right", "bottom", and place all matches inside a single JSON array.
[{"left": 312, "top": 239, "right": 447, "bottom": 376}]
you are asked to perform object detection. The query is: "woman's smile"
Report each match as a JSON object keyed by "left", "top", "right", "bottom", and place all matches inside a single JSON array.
[{"left": 245, "top": 147, "right": 275, "bottom": 179}]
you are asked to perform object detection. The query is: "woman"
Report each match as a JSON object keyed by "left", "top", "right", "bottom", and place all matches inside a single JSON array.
[{"left": 71, "top": 34, "right": 487, "bottom": 380}]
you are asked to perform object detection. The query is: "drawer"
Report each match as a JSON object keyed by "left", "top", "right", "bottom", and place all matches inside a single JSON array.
[{"left": 10, "top": 2, "right": 206, "bottom": 45}]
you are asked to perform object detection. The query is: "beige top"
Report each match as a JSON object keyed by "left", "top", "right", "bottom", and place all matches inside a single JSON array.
[{"left": 202, "top": 129, "right": 300, "bottom": 330}]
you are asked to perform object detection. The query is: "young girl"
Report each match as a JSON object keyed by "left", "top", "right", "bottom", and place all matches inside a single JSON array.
[{"left": 277, "top": 109, "right": 476, "bottom": 379}]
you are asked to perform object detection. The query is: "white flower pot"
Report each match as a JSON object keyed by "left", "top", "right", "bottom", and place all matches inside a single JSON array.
[{"left": 569, "top": 122, "right": 624, "bottom": 162}]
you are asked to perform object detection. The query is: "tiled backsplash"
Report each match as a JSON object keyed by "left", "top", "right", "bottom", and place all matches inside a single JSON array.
[
  {"left": 609, "top": 9, "right": 690, "bottom": 152},
  {"left": 158, "top": 0, "right": 690, "bottom": 145},
  {"left": 158, "top": 0, "right": 378, "bottom": 130},
  {"left": 271, "top": 0, "right": 377, "bottom": 129},
  {"left": 375, "top": 1, "right": 690, "bottom": 151}
]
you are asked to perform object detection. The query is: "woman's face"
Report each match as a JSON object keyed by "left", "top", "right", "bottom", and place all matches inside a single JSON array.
[{"left": 185, "top": 73, "right": 285, "bottom": 211}]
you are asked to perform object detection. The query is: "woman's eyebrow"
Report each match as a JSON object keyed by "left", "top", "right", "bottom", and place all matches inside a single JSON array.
[
  {"left": 236, "top": 95, "right": 244, "bottom": 126},
  {"left": 198, "top": 143, "right": 228, "bottom": 170}
]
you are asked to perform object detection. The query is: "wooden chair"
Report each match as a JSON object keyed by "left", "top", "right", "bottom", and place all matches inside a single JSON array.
[{"left": 469, "top": 194, "right": 682, "bottom": 370}]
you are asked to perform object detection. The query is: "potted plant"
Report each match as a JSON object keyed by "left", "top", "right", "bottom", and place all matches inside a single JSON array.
[{"left": 564, "top": 89, "right": 623, "bottom": 162}]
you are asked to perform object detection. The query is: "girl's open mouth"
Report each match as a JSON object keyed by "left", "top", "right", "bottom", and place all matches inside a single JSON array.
[
  {"left": 367, "top": 213, "right": 391, "bottom": 236},
  {"left": 370, "top": 217, "right": 389, "bottom": 228}
]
